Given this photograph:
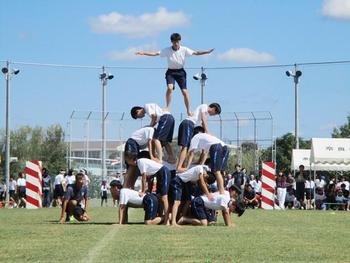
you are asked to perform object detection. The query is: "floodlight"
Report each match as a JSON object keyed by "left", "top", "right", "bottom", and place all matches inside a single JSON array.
[
  {"left": 286, "top": 70, "right": 293, "bottom": 77},
  {"left": 12, "top": 69, "right": 20, "bottom": 75},
  {"left": 295, "top": 70, "right": 302, "bottom": 77},
  {"left": 2, "top": 67, "right": 8, "bottom": 74}
]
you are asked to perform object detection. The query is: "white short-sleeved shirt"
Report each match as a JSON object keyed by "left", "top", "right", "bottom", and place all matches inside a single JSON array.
[
  {"left": 305, "top": 180, "right": 315, "bottom": 189},
  {"left": 17, "top": 178, "right": 26, "bottom": 187},
  {"left": 137, "top": 158, "right": 163, "bottom": 177},
  {"left": 186, "top": 104, "right": 208, "bottom": 126},
  {"left": 159, "top": 46, "right": 194, "bottom": 69},
  {"left": 54, "top": 173, "right": 64, "bottom": 185},
  {"left": 144, "top": 103, "right": 165, "bottom": 123},
  {"left": 189, "top": 133, "right": 224, "bottom": 152},
  {"left": 65, "top": 175, "right": 76, "bottom": 185},
  {"left": 9, "top": 180, "right": 17, "bottom": 190},
  {"left": 119, "top": 188, "right": 144, "bottom": 207},
  {"left": 178, "top": 165, "right": 204, "bottom": 183},
  {"left": 131, "top": 127, "right": 155, "bottom": 149},
  {"left": 201, "top": 191, "right": 230, "bottom": 211}
]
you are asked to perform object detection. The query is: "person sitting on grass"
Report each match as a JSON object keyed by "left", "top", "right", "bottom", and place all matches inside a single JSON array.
[
  {"left": 59, "top": 173, "right": 89, "bottom": 223},
  {"left": 178, "top": 184, "right": 245, "bottom": 227},
  {"left": 109, "top": 180, "right": 162, "bottom": 225},
  {"left": 243, "top": 184, "right": 259, "bottom": 209},
  {"left": 169, "top": 165, "right": 216, "bottom": 226}
]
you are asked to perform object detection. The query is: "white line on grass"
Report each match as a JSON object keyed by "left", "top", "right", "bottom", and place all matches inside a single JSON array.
[{"left": 82, "top": 226, "right": 120, "bottom": 263}]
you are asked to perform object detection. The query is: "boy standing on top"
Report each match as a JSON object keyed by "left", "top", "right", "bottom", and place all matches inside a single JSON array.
[{"left": 135, "top": 33, "right": 214, "bottom": 116}]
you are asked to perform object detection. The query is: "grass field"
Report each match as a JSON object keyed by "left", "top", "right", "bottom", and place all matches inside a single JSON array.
[{"left": 1, "top": 202, "right": 350, "bottom": 263}]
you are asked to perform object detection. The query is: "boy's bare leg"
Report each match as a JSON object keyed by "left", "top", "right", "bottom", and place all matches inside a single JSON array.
[
  {"left": 176, "top": 146, "right": 187, "bottom": 171},
  {"left": 215, "top": 171, "right": 225, "bottom": 194},
  {"left": 177, "top": 216, "right": 203, "bottom": 226},
  {"left": 161, "top": 195, "right": 170, "bottom": 225},
  {"left": 165, "top": 84, "right": 174, "bottom": 112},
  {"left": 181, "top": 89, "right": 192, "bottom": 116},
  {"left": 164, "top": 143, "right": 176, "bottom": 163},
  {"left": 153, "top": 139, "right": 163, "bottom": 163},
  {"left": 171, "top": 200, "right": 181, "bottom": 226}
]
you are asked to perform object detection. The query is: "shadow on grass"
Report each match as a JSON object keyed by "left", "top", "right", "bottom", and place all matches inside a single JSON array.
[{"left": 46, "top": 220, "right": 144, "bottom": 225}]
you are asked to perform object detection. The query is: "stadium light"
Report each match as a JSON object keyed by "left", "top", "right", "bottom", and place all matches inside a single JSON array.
[
  {"left": 100, "top": 67, "right": 114, "bottom": 182},
  {"left": 193, "top": 67, "right": 207, "bottom": 104},
  {"left": 2, "top": 62, "right": 20, "bottom": 207},
  {"left": 286, "top": 68, "right": 302, "bottom": 149}
]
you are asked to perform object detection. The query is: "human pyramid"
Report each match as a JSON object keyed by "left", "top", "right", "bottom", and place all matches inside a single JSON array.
[{"left": 109, "top": 33, "right": 246, "bottom": 227}]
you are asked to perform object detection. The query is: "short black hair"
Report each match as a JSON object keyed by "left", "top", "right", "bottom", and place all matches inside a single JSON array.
[
  {"left": 209, "top": 103, "right": 221, "bottom": 114},
  {"left": 229, "top": 184, "right": 242, "bottom": 195},
  {"left": 138, "top": 151, "right": 151, "bottom": 159},
  {"left": 110, "top": 180, "right": 122, "bottom": 189},
  {"left": 124, "top": 151, "right": 138, "bottom": 161},
  {"left": 130, "top": 106, "right": 143, "bottom": 119},
  {"left": 206, "top": 171, "right": 216, "bottom": 185},
  {"left": 170, "top": 33, "right": 181, "bottom": 42},
  {"left": 193, "top": 126, "right": 205, "bottom": 136}
]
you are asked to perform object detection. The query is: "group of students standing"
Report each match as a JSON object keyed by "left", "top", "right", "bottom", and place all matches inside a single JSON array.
[{"left": 108, "top": 33, "right": 245, "bottom": 226}]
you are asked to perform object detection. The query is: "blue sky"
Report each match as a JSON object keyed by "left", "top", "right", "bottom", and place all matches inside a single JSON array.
[{"left": 1, "top": 0, "right": 350, "bottom": 145}]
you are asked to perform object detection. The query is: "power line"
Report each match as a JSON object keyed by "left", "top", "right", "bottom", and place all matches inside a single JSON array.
[{"left": 1, "top": 59, "right": 350, "bottom": 70}]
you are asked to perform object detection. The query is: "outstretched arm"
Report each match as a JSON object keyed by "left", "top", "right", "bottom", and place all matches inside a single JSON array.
[
  {"left": 222, "top": 208, "right": 233, "bottom": 226},
  {"left": 193, "top": 48, "right": 214, "bottom": 56},
  {"left": 135, "top": 51, "right": 160, "bottom": 56}
]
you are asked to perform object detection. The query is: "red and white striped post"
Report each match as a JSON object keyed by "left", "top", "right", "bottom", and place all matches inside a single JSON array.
[
  {"left": 24, "top": 160, "right": 42, "bottom": 209},
  {"left": 261, "top": 162, "right": 276, "bottom": 210}
]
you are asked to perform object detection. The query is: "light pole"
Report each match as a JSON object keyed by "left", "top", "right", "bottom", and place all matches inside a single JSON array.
[
  {"left": 286, "top": 67, "right": 302, "bottom": 149},
  {"left": 2, "top": 61, "right": 20, "bottom": 206},
  {"left": 193, "top": 67, "right": 207, "bottom": 104},
  {"left": 100, "top": 67, "right": 114, "bottom": 181}
]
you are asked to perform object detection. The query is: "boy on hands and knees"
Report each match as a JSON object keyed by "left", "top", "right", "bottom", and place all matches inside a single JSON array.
[
  {"left": 177, "top": 103, "right": 221, "bottom": 171},
  {"left": 127, "top": 154, "right": 171, "bottom": 225},
  {"left": 135, "top": 33, "right": 214, "bottom": 116},
  {"left": 109, "top": 180, "right": 162, "bottom": 225},
  {"left": 131, "top": 103, "right": 175, "bottom": 164},
  {"left": 186, "top": 129, "right": 229, "bottom": 195},
  {"left": 169, "top": 165, "right": 216, "bottom": 226},
  {"left": 179, "top": 185, "right": 245, "bottom": 227},
  {"left": 59, "top": 173, "right": 89, "bottom": 223}
]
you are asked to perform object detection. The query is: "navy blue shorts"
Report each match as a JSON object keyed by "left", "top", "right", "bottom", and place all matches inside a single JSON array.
[
  {"left": 18, "top": 186, "right": 26, "bottom": 198},
  {"left": 209, "top": 144, "right": 230, "bottom": 172},
  {"left": 124, "top": 138, "right": 140, "bottom": 155},
  {"left": 177, "top": 119, "right": 194, "bottom": 147},
  {"left": 54, "top": 184, "right": 64, "bottom": 198},
  {"left": 169, "top": 176, "right": 192, "bottom": 202},
  {"left": 143, "top": 194, "right": 158, "bottom": 221},
  {"left": 165, "top": 68, "right": 187, "bottom": 89},
  {"left": 9, "top": 190, "right": 15, "bottom": 198},
  {"left": 153, "top": 114, "right": 175, "bottom": 143},
  {"left": 191, "top": 197, "right": 207, "bottom": 220},
  {"left": 155, "top": 166, "right": 171, "bottom": 196}
]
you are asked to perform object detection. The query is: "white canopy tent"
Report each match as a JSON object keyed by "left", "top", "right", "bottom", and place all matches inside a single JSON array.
[{"left": 310, "top": 138, "right": 350, "bottom": 171}]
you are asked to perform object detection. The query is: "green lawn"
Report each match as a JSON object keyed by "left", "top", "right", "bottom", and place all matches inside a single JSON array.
[{"left": 0, "top": 204, "right": 350, "bottom": 263}]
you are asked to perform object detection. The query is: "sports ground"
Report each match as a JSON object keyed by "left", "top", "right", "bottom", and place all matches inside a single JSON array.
[{"left": 1, "top": 203, "right": 349, "bottom": 263}]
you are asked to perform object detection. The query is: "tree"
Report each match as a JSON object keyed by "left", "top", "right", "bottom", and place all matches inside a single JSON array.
[
  {"left": 0, "top": 125, "right": 67, "bottom": 178},
  {"left": 332, "top": 114, "right": 350, "bottom": 138},
  {"left": 261, "top": 133, "right": 310, "bottom": 172}
]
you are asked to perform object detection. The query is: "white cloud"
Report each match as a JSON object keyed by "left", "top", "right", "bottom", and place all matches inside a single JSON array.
[
  {"left": 90, "top": 7, "right": 190, "bottom": 38},
  {"left": 106, "top": 44, "right": 157, "bottom": 61},
  {"left": 217, "top": 48, "right": 275, "bottom": 64},
  {"left": 322, "top": 0, "right": 350, "bottom": 20}
]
